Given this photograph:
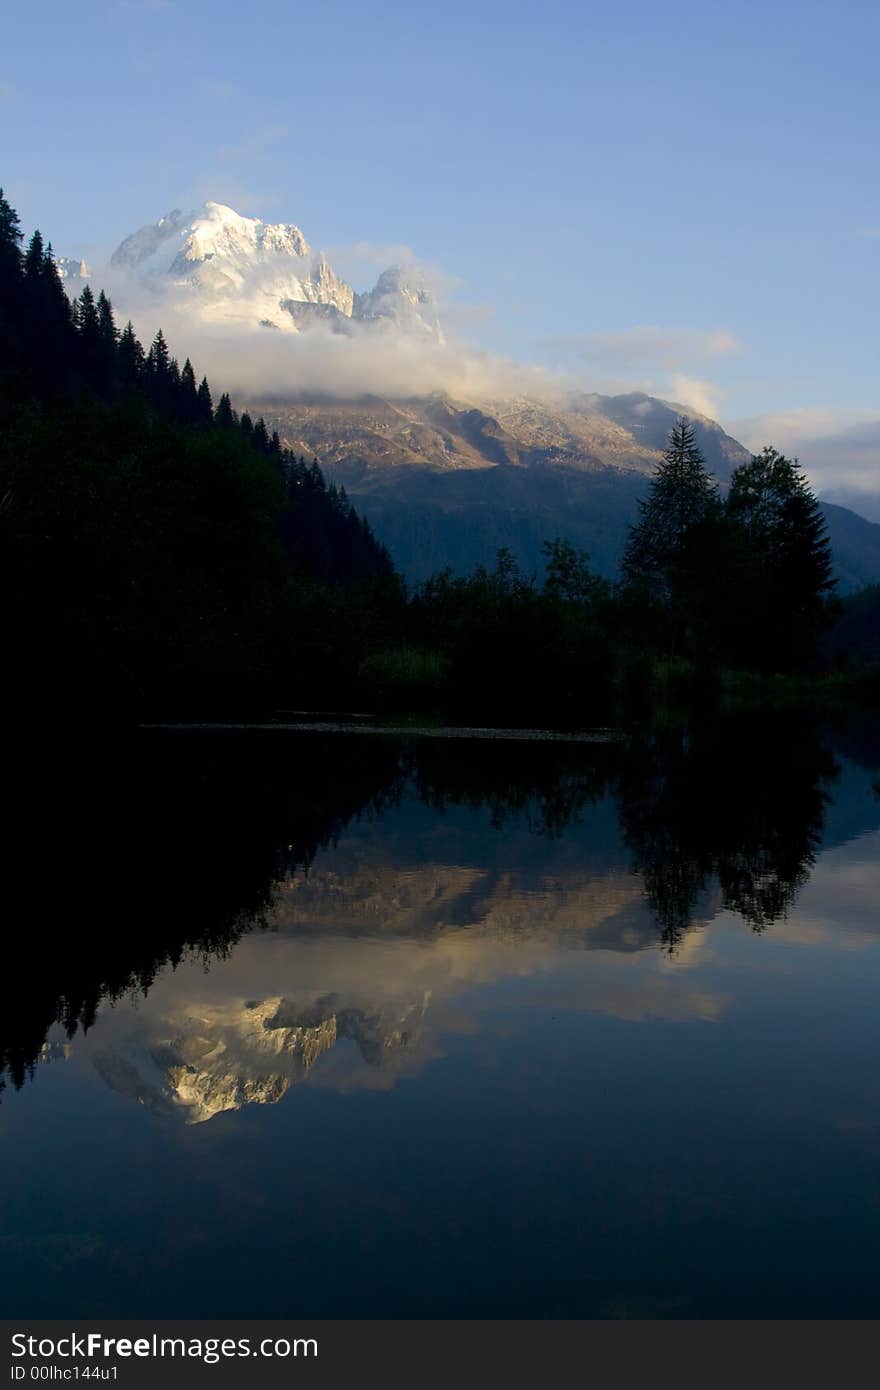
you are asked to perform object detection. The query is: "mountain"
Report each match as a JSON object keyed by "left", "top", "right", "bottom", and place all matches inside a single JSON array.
[
  {"left": 817, "top": 502, "right": 880, "bottom": 592},
  {"left": 353, "top": 265, "right": 444, "bottom": 340},
  {"left": 52, "top": 253, "right": 90, "bottom": 292},
  {"left": 65, "top": 201, "right": 879, "bottom": 590},
  {"left": 103, "top": 201, "right": 440, "bottom": 337},
  {"left": 819, "top": 486, "right": 880, "bottom": 525},
  {"left": 244, "top": 389, "right": 748, "bottom": 479},
  {"left": 90, "top": 992, "right": 429, "bottom": 1123},
  {"left": 237, "top": 389, "right": 878, "bottom": 590}
]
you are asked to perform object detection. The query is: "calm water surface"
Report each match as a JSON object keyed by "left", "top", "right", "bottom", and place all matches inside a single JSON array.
[{"left": 1, "top": 715, "right": 879, "bottom": 1317}]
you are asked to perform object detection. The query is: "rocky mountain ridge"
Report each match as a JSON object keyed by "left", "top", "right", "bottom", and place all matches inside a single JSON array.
[
  {"left": 55, "top": 201, "right": 880, "bottom": 588},
  {"left": 91, "top": 992, "right": 429, "bottom": 1124},
  {"left": 101, "top": 200, "right": 440, "bottom": 337},
  {"left": 242, "top": 390, "right": 880, "bottom": 589}
]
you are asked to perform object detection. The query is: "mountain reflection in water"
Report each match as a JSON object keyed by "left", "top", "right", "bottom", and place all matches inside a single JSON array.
[{"left": 1, "top": 715, "right": 879, "bottom": 1317}]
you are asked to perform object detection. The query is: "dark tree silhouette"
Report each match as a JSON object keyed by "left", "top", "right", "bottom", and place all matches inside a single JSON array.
[
  {"left": 727, "top": 446, "right": 835, "bottom": 668},
  {"left": 623, "top": 416, "right": 720, "bottom": 594}
]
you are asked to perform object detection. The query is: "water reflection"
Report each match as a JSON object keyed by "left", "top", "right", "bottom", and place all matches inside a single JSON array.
[
  {"left": 3, "top": 714, "right": 875, "bottom": 1106},
  {"left": 616, "top": 715, "right": 837, "bottom": 945},
  {"left": 3, "top": 715, "right": 880, "bottom": 1318}
]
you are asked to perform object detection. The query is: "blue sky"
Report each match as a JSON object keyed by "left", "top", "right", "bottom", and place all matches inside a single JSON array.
[{"left": 2, "top": 0, "right": 879, "bottom": 489}]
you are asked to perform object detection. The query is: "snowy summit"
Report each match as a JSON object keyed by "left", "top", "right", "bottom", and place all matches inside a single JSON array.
[{"left": 100, "top": 201, "right": 441, "bottom": 339}]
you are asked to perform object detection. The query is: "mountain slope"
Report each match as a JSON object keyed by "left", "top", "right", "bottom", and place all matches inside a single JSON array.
[
  {"left": 245, "top": 390, "right": 880, "bottom": 590},
  {"left": 248, "top": 389, "right": 750, "bottom": 484},
  {"left": 819, "top": 502, "right": 880, "bottom": 592},
  {"left": 62, "top": 200, "right": 879, "bottom": 591}
]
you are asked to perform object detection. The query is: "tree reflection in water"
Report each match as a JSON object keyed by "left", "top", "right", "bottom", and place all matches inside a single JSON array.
[
  {"left": 1, "top": 715, "right": 869, "bottom": 1092},
  {"left": 616, "top": 713, "right": 838, "bottom": 948}
]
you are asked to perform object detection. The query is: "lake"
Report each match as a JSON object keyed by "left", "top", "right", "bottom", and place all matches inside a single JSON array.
[{"left": 2, "top": 713, "right": 879, "bottom": 1318}]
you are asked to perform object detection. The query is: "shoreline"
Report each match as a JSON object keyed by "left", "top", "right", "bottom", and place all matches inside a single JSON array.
[{"left": 139, "top": 721, "right": 625, "bottom": 743}]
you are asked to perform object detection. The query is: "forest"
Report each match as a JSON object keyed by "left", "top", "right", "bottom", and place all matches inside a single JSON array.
[{"left": 1, "top": 188, "right": 877, "bottom": 725}]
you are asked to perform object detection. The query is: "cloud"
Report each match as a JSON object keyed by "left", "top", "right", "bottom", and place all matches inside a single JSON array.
[
  {"left": 733, "top": 407, "right": 856, "bottom": 448},
  {"left": 325, "top": 241, "right": 464, "bottom": 303},
  {"left": 731, "top": 408, "right": 880, "bottom": 514},
  {"left": 538, "top": 324, "right": 741, "bottom": 370},
  {"left": 152, "top": 313, "right": 555, "bottom": 403},
  {"left": 89, "top": 229, "right": 540, "bottom": 405},
  {"left": 669, "top": 374, "right": 727, "bottom": 420},
  {"left": 93, "top": 258, "right": 743, "bottom": 422}
]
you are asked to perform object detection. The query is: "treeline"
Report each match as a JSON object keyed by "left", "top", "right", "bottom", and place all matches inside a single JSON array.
[
  {"left": 373, "top": 417, "right": 853, "bottom": 721},
  {"left": 0, "top": 190, "right": 395, "bottom": 717},
  {"left": 827, "top": 583, "right": 880, "bottom": 676},
  {"left": 0, "top": 186, "right": 872, "bottom": 724},
  {"left": 2, "top": 708, "right": 854, "bottom": 1090},
  {"left": 621, "top": 418, "right": 835, "bottom": 673}
]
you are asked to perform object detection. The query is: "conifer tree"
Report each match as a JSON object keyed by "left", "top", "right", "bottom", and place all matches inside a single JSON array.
[
  {"left": 96, "top": 292, "right": 118, "bottom": 349},
  {"left": 623, "top": 417, "right": 719, "bottom": 591},
  {"left": 0, "top": 187, "right": 23, "bottom": 287},
  {"left": 95, "top": 292, "right": 119, "bottom": 392},
  {"left": 23, "top": 230, "right": 45, "bottom": 284},
  {"left": 253, "top": 417, "right": 269, "bottom": 454},
  {"left": 0, "top": 190, "right": 23, "bottom": 378},
  {"left": 214, "top": 392, "right": 236, "bottom": 428},
  {"left": 146, "top": 329, "right": 170, "bottom": 380},
  {"left": 28, "top": 243, "right": 75, "bottom": 380},
  {"left": 74, "top": 283, "right": 99, "bottom": 334},
  {"left": 727, "top": 446, "right": 835, "bottom": 667},
  {"left": 196, "top": 376, "right": 213, "bottom": 424},
  {"left": 118, "top": 321, "right": 145, "bottom": 387},
  {"left": 41, "top": 245, "right": 74, "bottom": 331},
  {"left": 74, "top": 285, "right": 104, "bottom": 387}
]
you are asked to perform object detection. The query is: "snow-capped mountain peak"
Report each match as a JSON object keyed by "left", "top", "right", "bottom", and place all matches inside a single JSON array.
[
  {"left": 52, "top": 253, "right": 91, "bottom": 292},
  {"left": 354, "top": 265, "right": 443, "bottom": 340},
  {"left": 166, "top": 201, "right": 312, "bottom": 274},
  {"left": 109, "top": 206, "right": 192, "bottom": 270},
  {"left": 100, "top": 201, "right": 441, "bottom": 338}
]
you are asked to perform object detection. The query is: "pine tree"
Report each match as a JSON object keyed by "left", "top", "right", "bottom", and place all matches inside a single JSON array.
[
  {"left": 196, "top": 376, "right": 213, "bottom": 424},
  {"left": 118, "top": 321, "right": 145, "bottom": 387},
  {"left": 180, "top": 358, "right": 198, "bottom": 421},
  {"left": 41, "top": 245, "right": 73, "bottom": 333},
  {"left": 146, "top": 329, "right": 170, "bottom": 381},
  {"left": 0, "top": 191, "right": 23, "bottom": 380},
  {"left": 0, "top": 187, "right": 23, "bottom": 287},
  {"left": 73, "top": 285, "right": 104, "bottom": 388},
  {"left": 23, "top": 230, "right": 45, "bottom": 284},
  {"left": 94, "top": 292, "right": 119, "bottom": 394},
  {"left": 96, "top": 292, "right": 118, "bottom": 348},
  {"left": 214, "top": 392, "right": 236, "bottom": 428},
  {"left": 727, "top": 446, "right": 835, "bottom": 667},
  {"left": 73, "top": 283, "right": 99, "bottom": 334},
  {"left": 623, "top": 417, "right": 719, "bottom": 590},
  {"left": 253, "top": 417, "right": 269, "bottom": 454},
  {"left": 28, "top": 243, "right": 75, "bottom": 381}
]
